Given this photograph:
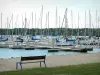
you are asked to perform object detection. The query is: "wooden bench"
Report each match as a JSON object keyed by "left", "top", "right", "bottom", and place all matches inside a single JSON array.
[{"left": 16, "top": 55, "right": 46, "bottom": 70}]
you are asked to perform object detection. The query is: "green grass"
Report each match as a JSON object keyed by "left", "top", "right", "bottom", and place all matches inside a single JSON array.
[{"left": 0, "top": 63, "right": 100, "bottom": 75}]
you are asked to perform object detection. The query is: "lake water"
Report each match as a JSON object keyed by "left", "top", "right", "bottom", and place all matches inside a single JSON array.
[{"left": 0, "top": 48, "right": 100, "bottom": 59}]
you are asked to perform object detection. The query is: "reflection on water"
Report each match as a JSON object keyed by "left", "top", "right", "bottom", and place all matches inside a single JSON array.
[{"left": 0, "top": 48, "right": 100, "bottom": 59}]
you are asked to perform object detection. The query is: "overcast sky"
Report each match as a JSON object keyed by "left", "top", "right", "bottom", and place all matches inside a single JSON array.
[{"left": 0, "top": 0, "right": 100, "bottom": 28}]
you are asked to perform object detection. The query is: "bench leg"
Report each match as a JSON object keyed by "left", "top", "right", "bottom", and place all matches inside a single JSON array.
[
  {"left": 16, "top": 62, "right": 18, "bottom": 70},
  {"left": 40, "top": 62, "right": 41, "bottom": 67},
  {"left": 44, "top": 61, "right": 46, "bottom": 67},
  {"left": 20, "top": 62, "right": 23, "bottom": 70}
]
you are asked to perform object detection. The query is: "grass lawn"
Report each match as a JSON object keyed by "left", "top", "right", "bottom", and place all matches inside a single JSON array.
[{"left": 0, "top": 63, "right": 100, "bottom": 75}]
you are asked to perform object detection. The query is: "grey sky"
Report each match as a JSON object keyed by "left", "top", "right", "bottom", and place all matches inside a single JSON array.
[{"left": 0, "top": 0, "right": 100, "bottom": 28}]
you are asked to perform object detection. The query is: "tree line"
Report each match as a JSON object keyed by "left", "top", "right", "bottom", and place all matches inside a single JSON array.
[{"left": 0, "top": 28, "right": 100, "bottom": 37}]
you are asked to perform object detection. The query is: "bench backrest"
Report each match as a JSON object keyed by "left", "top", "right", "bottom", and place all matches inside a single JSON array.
[{"left": 21, "top": 55, "right": 46, "bottom": 61}]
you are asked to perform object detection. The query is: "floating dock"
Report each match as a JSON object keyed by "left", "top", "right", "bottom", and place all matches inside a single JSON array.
[
  {"left": 48, "top": 47, "right": 93, "bottom": 52},
  {"left": 25, "top": 47, "right": 35, "bottom": 50},
  {"left": 8, "top": 43, "right": 93, "bottom": 52}
]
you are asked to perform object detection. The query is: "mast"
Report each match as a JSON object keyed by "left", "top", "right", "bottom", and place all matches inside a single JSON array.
[
  {"left": 96, "top": 10, "right": 98, "bottom": 37},
  {"left": 1, "top": 13, "right": 2, "bottom": 39},
  {"left": 98, "top": 17, "right": 99, "bottom": 38},
  {"left": 35, "top": 13, "right": 37, "bottom": 36},
  {"left": 59, "top": 16, "right": 60, "bottom": 36},
  {"left": 37, "top": 20, "right": 39, "bottom": 35},
  {"left": 28, "top": 15, "right": 31, "bottom": 35},
  {"left": 71, "top": 10, "right": 73, "bottom": 38},
  {"left": 7, "top": 17, "right": 9, "bottom": 36},
  {"left": 25, "top": 13, "right": 27, "bottom": 36},
  {"left": 89, "top": 10, "right": 91, "bottom": 37},
  {"left": 96, "top": 10, "right": 99, "bottom": 47},
  {"left": 17, "top": 17, "right": 19, "bottom": 35},
  {"left": 8, "top": 17, "right": 11, "bottom": 36},
  {"left": 32, "top": 12, "right": 33, "bottom": 36},
  {"left": 21, "top": 14, "right": 24, "bottom": 36},
  {"left": 96, "top": 10, "right": 97, "bottom": 28},
  {"left": 48, "top": 12, "right": 49, "bottom": 36},
  {"left": 85, "top": 10, "right": 86, "bottom": 38},
  {"left": 16, "top": 14, "right": 18, "bottom": 35},
  {"left": 78, "top": 13, "right": 79, "bottom": 39},
  {"left": 11, "top": 14, "right": 13, "bottom": 41},
  {"left": 55, "top": 7, "right": 58, "bottom": 36},
  {"left": 61, "top": 10, "right": 65, "bottom": 36},
  {"left": 40, "top": 5, "right": 43, "bottom": 38},
  {"left": 45, "top": 13, "right": 47, "bottom": 36},
  {"left": 65, "top": 8, "right": 68, "bottom": 38},
  {"left": 15, "top": 15, "right": 17, "bottom": 35}
]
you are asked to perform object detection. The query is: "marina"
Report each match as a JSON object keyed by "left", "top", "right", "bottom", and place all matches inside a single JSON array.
[
  {"left": 0, "top": 0, "right": 100, "bottom": 73},
  {"left": 0, "top": 6, "right": 100, "bottom": 58}
]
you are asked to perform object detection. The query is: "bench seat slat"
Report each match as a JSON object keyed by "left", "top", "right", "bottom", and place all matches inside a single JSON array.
[{"left": 21, "top": 56, "right": 46, "bottom": 61}]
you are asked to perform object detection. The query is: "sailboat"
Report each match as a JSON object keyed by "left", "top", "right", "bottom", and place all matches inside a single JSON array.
[
  {"left": 0, "top": 13, "right": 8, "bottom": 42},
  {"left": 55, "top": 8, "right": 76, "bottom": 47},
  {"left": 0, "top": 36, "right": 8, "bottom": 42}
]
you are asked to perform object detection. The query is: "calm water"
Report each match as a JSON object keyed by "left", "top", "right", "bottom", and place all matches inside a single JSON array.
[{"left": 0, "top": 48, "right": 100, "bottom": 59}]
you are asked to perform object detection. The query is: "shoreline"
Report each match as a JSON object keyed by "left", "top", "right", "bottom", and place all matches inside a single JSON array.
[
  {"left": 0, "top": 52, "right": 99, "bottom": 59},
  {"left": 0, "top": 53, "right": 100, "bottom": 72}
]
